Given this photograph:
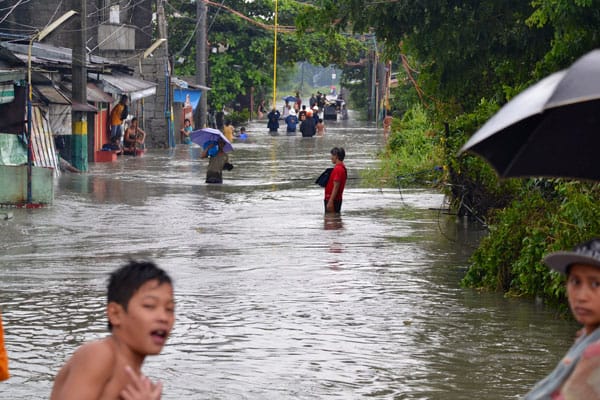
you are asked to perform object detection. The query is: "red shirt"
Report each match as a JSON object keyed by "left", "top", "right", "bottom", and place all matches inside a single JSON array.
[{"left": 324, "top": 162, "right": 347, "bottom": 201}]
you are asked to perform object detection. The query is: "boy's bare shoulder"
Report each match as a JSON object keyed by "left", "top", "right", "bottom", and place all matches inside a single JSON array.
[
  {"left": 51, "top": 338, "right": 117, "bottom": 400},
  {"left": 71, "top": 338, "right": 116, "bottom": 365}
]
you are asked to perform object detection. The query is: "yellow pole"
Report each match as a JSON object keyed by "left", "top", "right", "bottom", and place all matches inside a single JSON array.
[{"left": 272, "top": 0, "right": 278, "bottom": 108}]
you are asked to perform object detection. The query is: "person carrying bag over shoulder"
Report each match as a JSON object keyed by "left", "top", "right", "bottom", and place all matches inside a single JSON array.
[{"left": 323, "top": 147, "right": 347, "bottom": 214}]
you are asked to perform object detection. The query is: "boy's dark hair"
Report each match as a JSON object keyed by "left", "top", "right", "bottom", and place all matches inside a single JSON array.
[
  {"left": 107, "top": 260, "right": 172, "bottom": 330},
  {"left": 120, "top": 95, "right": 128, "bottom": 103},
  {"left": 331, "top": 147, "right": 345, "bottom": 161}
]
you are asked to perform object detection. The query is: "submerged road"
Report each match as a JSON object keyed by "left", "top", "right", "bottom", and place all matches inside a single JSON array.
[{"left": 0, "top": 115, "right": 578, "bottom": 399}]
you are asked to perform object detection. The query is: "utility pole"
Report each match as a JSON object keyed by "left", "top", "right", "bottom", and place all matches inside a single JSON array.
[
  {"left": 71, "top": 0, "right": 87, "bottom": 171},
  {"left": 196, "top": 0, "right": 207, "bottom": 128},
  {"left": 157, "top": 0, "right": 174, "bottom": 147}
]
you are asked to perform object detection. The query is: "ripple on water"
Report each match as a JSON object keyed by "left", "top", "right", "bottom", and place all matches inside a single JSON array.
[{"left": 0, "top": 122, "right": 578, "bottom": 399}]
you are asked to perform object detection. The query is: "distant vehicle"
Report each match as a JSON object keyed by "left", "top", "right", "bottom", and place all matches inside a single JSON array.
[{"left": 323, "top": 95, "right": 347, "bottom": 121}]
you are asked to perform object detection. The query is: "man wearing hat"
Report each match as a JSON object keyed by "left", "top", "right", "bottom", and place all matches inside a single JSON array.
[
  {"left": 312, "top": 106, "right": 320, "bottom": 124},
  {"left": 285, "top": 109, "right": 299, "bottom": 134},
  {"left": 524, "top": 238, "right": 600, "bottom": 399}
]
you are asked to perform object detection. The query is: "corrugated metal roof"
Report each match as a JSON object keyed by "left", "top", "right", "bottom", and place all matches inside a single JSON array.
[
  {"left": 0, "top": 69, "right": 25, "bottom": 82},
  {"left": 61, "top": 82, "right": 114, "bottom": 104},
  {"left": 71, "top": 101, "right": 98, "bottom": 112},
  {"left": 97, "top": 72, "right": 157, "bottom": 101},
  {"left": 87, "top": 83, "right": 115, "bottom": 103},
  {"left": 34, "top": 84, "right": 97, "bottom": 112},
  {"left": 34, "top": 85, "right": 70, "bottom": 105},
  {"left": 0, "top": 42, "right": 132, "bottom": 73}
]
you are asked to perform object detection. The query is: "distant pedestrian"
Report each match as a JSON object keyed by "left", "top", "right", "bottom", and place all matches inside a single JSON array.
[
  {"left": 285, "top": 110, "right": 299, "bottom": 134},
  {"left": 257, "top": 100, "right": 266, "bottom": 119},
  {"left": 267, "top": 108, "right": 280, "bottom": 133},
  {"left": 109, "top": 95, "right": 129, "bottom": 145},
  {"left": 316, "top": 119, "right": 325, "bottom": 136},
  {"left": 50, "top": 260, "right": 175, "bottom": 399},
  {"left": 300, "top": 110, "right": 316, "bottom": 137},
  {"left": 324, "top": 147, "right": 347, "bottom": 213},
  {"left": 237, "top": 127, "right": 248, "bottom": 141},
  {"left": 180, "top": 118, "right": 193, "bottom": 144},
  {"left": 298, "top": 105, "right": 307, "bottom": 121},
  {"left": 223, "top": 120, "right": 234, "bottom": 143},
  {"left": 201, "top": 138, "right": 233, "bottom": 184},
  {"left": 294, "top": 91, "right": 302, "bottom": 112},
  {"left": 309, "top": 94, "right": 317, "bottom": 109}
]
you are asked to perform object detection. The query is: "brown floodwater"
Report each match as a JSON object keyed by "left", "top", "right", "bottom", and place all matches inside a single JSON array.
[{"left": 0, "top": 115, "right": 577, "bottom": 399}]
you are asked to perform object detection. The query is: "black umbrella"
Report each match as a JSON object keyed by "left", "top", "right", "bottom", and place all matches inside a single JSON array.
[{"left": 459, "top": 49, "right": 600, "bottom": 181}]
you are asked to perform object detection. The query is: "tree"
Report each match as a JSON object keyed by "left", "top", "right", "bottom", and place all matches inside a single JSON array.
[
  {"left": 166, "top": 0, "right": 363, "bottom": 112},
  {"left": 298, "top": 0, "right": 553, "bottom": 113}
]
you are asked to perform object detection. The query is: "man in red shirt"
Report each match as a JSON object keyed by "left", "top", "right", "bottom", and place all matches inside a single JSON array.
[{"left": 324, "top": 147, "right": 347, "bottom": 213}]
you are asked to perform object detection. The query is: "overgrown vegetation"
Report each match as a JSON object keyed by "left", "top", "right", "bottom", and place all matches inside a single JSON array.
[
  {"left": 463, "top": 181, "right": 600, "bottom": 308},
  {"left": 167, "top": 0, "right": 364, "bottom": 112},
  {"left": 361, "top": 105, "right": 443, "bottom": 187}
]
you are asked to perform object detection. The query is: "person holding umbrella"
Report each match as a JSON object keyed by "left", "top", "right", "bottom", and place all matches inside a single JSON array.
[
  {"left": 190, "top": 128, "right": 235, "bottom": 184},
  {"left": 201, "top": 138, "right": 233, "bottom": 184}
]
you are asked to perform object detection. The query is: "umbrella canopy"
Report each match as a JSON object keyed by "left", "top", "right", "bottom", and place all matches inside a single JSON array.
[
  {"left": 283, "top": 96, "right": 297, "bottom": 103},
  {"left": 459, "top": 49, "right": 600, "bottom": 181},
  {"left": 190, "top": 128, "right": 234, "bottom": 153}
]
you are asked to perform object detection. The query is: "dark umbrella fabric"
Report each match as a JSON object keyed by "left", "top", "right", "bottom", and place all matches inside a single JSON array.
[
  {"left": 190, "top": 128, "right": 234, "bottom": 153},
  {"left": 283, "top": 96, "right": 297, "bottom": 103},
  {"left": 459, "top": 49, "right": 600, "bottom": 181}
]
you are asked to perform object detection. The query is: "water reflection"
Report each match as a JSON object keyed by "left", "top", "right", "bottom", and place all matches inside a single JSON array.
[
  {"left": 0, "top": 118, "right": 579, "bottom": 399},
  {"left": 324, "top": 214, "right": 344, "bottom": 231}
]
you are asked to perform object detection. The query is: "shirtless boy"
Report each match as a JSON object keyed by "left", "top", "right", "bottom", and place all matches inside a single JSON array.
[{"left": 51, "top": 261, "right": 175, "bottom": 400}]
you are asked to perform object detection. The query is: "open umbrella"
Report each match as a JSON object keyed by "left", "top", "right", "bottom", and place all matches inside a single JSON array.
[
  {"left": 190, "top": 127, "right": 234, "bottom": 153},
  {"left": 459, "top": 49, "right": 600, "bottom": 181},
  {"left": 283, "top": 95, "right": 297, "bottom": 103}
]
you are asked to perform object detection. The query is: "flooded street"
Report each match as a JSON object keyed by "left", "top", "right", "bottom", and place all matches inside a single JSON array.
[{"left": 1, "top": 116, "right": 578, "bottom": 399}]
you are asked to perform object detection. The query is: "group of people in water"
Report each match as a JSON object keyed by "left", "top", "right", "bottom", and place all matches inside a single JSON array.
[{"left": 265, "top": 93, "right": 326, "bottom": 137}]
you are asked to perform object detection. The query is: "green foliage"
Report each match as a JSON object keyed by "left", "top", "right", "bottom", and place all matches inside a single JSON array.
[
  {"left": 442, "top": 98, "right": 523, "bottom": 217},
  {"left": 227, "top": 110, "right": 250, "bottom": 126},
  {"left": 299, "top": 0, "right": 553, "bottom": 113},
  {"left": 361, "top": 104, "right": 443, "bottom": 186},
  {"left": 463, "top": 181, "right": 600, "bottom": 307},
  {"left": 167, "top": 0, "right": 363, "bottom": 113},
  {"left": 527, "top": 0, "right": 600, "bottom": 77}
]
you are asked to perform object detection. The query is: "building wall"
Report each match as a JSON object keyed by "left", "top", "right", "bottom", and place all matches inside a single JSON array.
[
  {"left": 0, "top": 0, "right": 169, "bottom": 149},
  {"left": 138, "top": 50, "right": 171, "bottom": 149}
]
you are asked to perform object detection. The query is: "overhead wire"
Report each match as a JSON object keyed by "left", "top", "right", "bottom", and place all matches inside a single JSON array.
[{"left": 0, "top": 0, "right": 29, "bottom": 26}]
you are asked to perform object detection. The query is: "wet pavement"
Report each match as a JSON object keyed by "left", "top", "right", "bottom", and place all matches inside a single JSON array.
[{"left": 0, "top": 115, "right": 578, "bottom": 399}]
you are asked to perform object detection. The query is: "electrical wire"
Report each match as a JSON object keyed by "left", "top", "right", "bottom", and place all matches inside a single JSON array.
[{"left": 0, "top": 0, "right": 29, "bottom": 25}]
